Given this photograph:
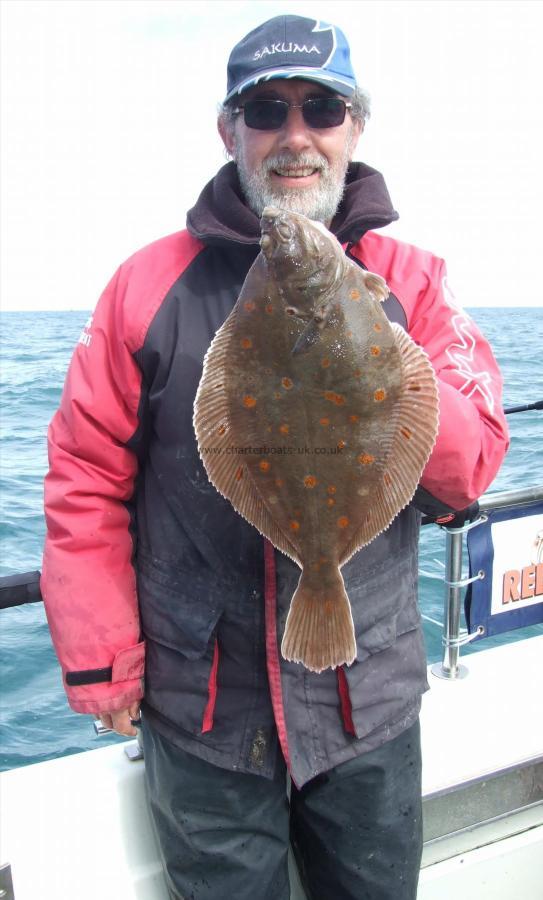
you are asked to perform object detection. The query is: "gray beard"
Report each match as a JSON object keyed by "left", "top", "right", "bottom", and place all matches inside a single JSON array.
[{"left": 233, "top": 134, "right": 355, "bottom": 224}]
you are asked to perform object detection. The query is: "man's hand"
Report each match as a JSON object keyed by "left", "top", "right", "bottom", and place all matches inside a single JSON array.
[{"left": 99, "top": 700, "right": 141, "bottom": 737}]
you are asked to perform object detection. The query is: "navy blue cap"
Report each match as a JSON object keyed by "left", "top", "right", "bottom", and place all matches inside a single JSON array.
[{"left": 225, "top": 15, "right": 357, "bottom": 102}]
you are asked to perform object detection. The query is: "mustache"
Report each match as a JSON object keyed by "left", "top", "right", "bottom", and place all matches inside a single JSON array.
[{"left": 261, "top": 152, "right": 329, "bottom": 174}]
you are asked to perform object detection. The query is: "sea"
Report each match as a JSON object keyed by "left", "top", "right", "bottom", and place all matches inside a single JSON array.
[{"left": 0, "top": 307, "right": 542, "bottom": 772}]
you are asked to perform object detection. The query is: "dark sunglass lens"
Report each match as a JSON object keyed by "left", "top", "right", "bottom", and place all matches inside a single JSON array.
[
  {"left": 244, "top": 100, "right": 288, "bottom": 130},
  {"left": 303, "top": 98, "right": 346, "bottom": 128}
]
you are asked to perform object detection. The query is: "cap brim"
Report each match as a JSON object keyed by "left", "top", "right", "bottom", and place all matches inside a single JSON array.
[{"left": 224, "top": 67, "right": 355, "bottom": 103}]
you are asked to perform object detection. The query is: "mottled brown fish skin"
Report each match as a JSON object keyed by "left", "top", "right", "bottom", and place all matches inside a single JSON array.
[{"left": 193, "top": 207, "right": 439, "bottom": 673}]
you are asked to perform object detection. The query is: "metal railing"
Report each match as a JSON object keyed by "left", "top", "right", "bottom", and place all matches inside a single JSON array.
[{"left": 431, "top": 484, "right": 543, "bottom": 681}]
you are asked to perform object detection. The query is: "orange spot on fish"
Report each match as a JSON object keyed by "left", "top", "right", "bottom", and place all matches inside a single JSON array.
[
  {"left": 324, "top": 391, "right": 345, "bottom": 405},
  {"left": 282, "top": 377, "right": 293, "bottom": 390},
  {"left": 235, "top": 466, "right": 243, "bottom": 481},
  {"left": 321, "top": 357, "right": 331, "bottom": 368},
  {"left": 279, "top": 423, "right": 290, "bottom": 435},
  {"left": 274, "top": 391, "right": 281, "bottom": 399},
  {"left": 320, "top": 417, "right": 330, "bottom": 426},
  {"left": 327, "top": 485, "right": 337, "bottom": 494},
  {"left": 241, "top": 337, "right": 252, "bottom": 349},
  {"left": 259, "top": 460, "right": 271, "bottom": 472},
  {"left": 337, "top": 516, "right": 349, "bottom": 529},
  {"left": 358, "top": 453, "right": 375, "bottom": 465},
  {"left": 290, "top": 520, "right": 300, "bottom": 532},
  {"left": 353, "top": 368, "right": 362, "bottom": 378},
  {"left": 265, "top": 304, "right": 274, "bottom": 314},
  {"left": 370, "top": 345, "right": 381, "bottom": 356},
  {"left": 304, "top": 475, "right": 317, "bottom": 488},
  {"left": 337, "top": 440, "right": 346, "bottom": 450},
  {"left": 373, "top": 323, "right": 382, "bottom": 332},
  {"left": 244, "top": 301, "right": 256, "bottom": 312},
  {"left": 401, "top": 427, "right": 412, "bottom": 439},
  {"left": 346, "top": 330, "right": 353, "bottom": 338},
  {"left": 217, "top": 425, "right": 226, "bottom": 435},
  {"left": 275, "top": 478, "right": 284, "bottom": 488},
  {"left": 324, "top": 600, "right": 334, "bottom": 615},
  {"left": 350, "top": 289, "right": 361, "bottom": 301},
  {"left": 243, "top": 395, "right": 257, "bottom": 408},
  {"left": 349, "top": 414, "right": 359, "bottom": 423},
  {"left": 327, "top": 497, "right": 335, "bottom": 507},
  {"left": 383, "top": 473, "right": 392, "bottom": 486},
  {"left": 374, "top": 389, "right": 386, "bottom": 402}
]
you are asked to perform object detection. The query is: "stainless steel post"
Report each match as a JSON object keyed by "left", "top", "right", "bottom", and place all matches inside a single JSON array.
[
  {"left": 432, "top": 529, "right": 468, "bottom": 681},
  {"left": 439, "top": 529, "right": 467, "bottom": 679}
]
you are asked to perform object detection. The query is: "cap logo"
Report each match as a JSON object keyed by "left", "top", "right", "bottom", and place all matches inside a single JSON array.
[{"left": 253, "top": 42, "right": 321, "bottom": 62}]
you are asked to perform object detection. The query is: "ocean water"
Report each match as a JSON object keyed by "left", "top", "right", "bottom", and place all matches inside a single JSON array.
[{"left": 0, "top": 307, "right": 542, "bottom": 772}]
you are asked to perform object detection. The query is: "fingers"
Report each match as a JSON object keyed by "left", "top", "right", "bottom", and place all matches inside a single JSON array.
[{"left": 99, "top": 706, "right": 140, "bottom": 737}]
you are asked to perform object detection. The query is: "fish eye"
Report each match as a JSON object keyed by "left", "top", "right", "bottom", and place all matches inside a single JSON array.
[{"left": 278, "top": 223, "right": 293, "bottom": 241}]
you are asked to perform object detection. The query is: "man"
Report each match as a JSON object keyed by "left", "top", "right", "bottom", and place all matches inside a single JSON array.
[{"left": 42, "top": 15, "right": 509, "bottom": 900}]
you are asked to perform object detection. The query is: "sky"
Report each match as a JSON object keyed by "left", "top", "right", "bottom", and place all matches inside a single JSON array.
[{"left": 1, "top": 0, "right": 543, "bottom": 311}]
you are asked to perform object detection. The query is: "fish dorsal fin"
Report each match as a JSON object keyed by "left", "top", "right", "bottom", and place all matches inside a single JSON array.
[
  {"left": 339, "top": 323, "right": 440, "bottom": 565},
  {"left": 193, "top": 307, "right": 302, "bottom": 567}
]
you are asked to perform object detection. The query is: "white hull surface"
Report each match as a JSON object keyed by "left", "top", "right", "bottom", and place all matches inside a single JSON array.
[{"left": 1, "top": 636, "right": 542, "bottom": 899}]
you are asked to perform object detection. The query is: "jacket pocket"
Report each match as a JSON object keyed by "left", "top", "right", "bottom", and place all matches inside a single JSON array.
[
  {"left": 345, "top": 553, "right": 420, "bottom": 662},
  {"left": 137, "top": 563, "right": 224, "bottom": 660}
]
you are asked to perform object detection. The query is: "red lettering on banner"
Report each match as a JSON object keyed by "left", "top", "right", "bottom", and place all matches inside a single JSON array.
[
  {"left": 502, "top": 564, "right": 543, "bottom": 604},
  {"left": 521, "top": 565, "right": 536, "bottom": 600},
  {"left": 502, "top": 570, "right": 520, "bottom": 603}
]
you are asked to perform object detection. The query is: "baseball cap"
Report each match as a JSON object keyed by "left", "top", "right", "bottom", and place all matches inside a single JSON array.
[{"left": 224, "top": 15, "right": 357, "bottom": 102}]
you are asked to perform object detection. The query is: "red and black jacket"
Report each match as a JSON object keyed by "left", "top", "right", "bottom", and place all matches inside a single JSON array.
[{"left": 42, "top": 162, "right": 508, "bottom": 786}]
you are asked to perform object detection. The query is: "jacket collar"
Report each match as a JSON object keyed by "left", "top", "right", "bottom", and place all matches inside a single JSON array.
[{"left": 186, "top": 161, "right": 398, "bottom": 248}]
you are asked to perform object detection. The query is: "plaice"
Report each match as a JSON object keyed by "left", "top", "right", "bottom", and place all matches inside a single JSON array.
[{"left": 193, "top": 208, "right": 439, "bottom": 673}]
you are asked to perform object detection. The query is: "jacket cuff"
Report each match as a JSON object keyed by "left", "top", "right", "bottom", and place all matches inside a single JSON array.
[
  {"left": 111, "top": 641, "right": 145, "bottom": 683},
  {"left": 67, "top": 683, "right": 144, "bottom": 715},
  {"left": 64, "top": 641, "right": 145, "bottom": 686},
  {"left": 63, "top": 642, "right": 145, "bottom": 714}
]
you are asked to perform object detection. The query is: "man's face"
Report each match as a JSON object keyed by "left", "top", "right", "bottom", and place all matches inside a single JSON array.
[{"left": 219, "top": 79, "right": 362, "bottom": 224}]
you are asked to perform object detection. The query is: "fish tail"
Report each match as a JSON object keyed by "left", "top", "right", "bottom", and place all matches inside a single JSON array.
[{"left": 281, "top": 568, "right": 356, "bottom": 673}]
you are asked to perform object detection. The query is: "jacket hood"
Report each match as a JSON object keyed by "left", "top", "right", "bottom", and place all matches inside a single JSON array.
[{"left": 186, "top": 161, "right": 399, "bottom": 248}]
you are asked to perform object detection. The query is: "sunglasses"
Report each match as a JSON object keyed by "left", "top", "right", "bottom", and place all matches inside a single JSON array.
[{"left": 233, "top": 97, "right": 352, "bottom": 131}]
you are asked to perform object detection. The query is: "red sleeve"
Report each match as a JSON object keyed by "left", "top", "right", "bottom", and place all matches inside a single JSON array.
[
  {"left": 41, "top": 231, "right": 204, "bottom": 715},
  {"left": 403, "top": 260, "right": 509, "bottom": 509},
  {"left": 354, "top": 233, "right": 509, "bottom": 511},
  {"left": 42, "top": 268, "right": 145, "bottom": 714}
]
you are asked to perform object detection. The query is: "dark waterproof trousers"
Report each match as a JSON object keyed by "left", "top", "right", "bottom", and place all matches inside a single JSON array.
[{"left": 142, "top": 718, "right": 423, "bottom": 900}]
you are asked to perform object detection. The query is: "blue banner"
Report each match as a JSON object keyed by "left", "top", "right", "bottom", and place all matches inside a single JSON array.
[{"left": 465, "top": 501, "right": 543, "bottom": 641}]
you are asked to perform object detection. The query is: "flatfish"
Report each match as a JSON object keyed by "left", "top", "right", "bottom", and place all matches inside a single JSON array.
[{"left": 193, "top": 207, "right": 439, "bottom": 672}]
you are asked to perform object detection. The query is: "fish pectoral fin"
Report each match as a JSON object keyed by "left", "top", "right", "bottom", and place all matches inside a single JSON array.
[
  {"left": 363, "top": 272, "right": 389, "bottom": 303},
  {"left": 281, "top": 569, "right": 356, "bottom": 672}
]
